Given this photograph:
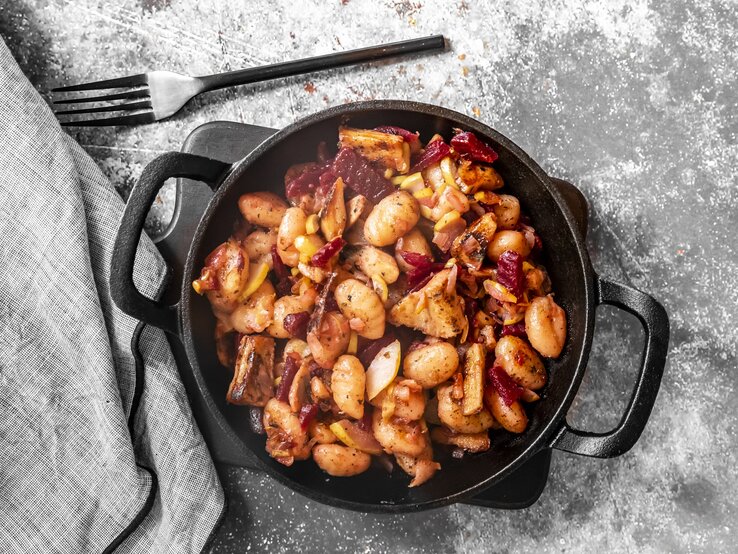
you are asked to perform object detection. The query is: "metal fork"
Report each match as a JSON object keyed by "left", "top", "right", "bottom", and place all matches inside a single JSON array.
[{"left": 52, "top": 35, "right": 446, "bottom": 126}]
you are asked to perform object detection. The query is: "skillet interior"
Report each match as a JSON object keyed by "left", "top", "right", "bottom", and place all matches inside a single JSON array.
[{"left": 181, "top": 103, "right": 592, "bottom": 511}]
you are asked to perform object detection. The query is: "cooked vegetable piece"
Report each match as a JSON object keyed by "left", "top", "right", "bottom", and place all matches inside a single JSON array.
[
  {"left": 319, "top": 176, "right": 347, "bottom": 240},
  {"left": 462, "top": 343, "right": 485, "bottom": 416},
  {"left": 388, "top": 269, "right": 466, "bottom": 338},
  {"left": 339, "top": 126, "right": 409, "bottom": 172},
  {"left": 451, "top": 212, "right": 497, "bottom": 271},
  {"left": 226, "top": 336, "right": 276, "bottom": 407},
  {"left": 365, "top": 339, "right": 401, "bottom": 400},
  {"left": 329, "top": 419, "right": 383, "bottom": 455},
  {"left": 332, "top": 147, "right": 394, "bottom": 204},
  {"left": 431, "top": 427, "right": 491, "bottom": 453}
]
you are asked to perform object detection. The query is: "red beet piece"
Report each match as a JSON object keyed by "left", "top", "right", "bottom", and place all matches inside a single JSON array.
[
  {"left": 450, "top": 131, "right": 499, "bottom": 164},
  {"left": 501, "top": 322, "right": 527, "bottom": 338},
  {"left": 311, "top": 237, "right": 346, "bottom": 268},
  {"left": 298, "top": 404, "right": 318, "bottom": 430},
  {"left": 496, "top": 250, "right": 525, "bottom": 298},
  {"left": 358, "top": 334, "right": 396, "bottom": 368},
  {"left": 270, "top": 245, "right": 293, "bottom": 296},
  {"left": 399, "top": 251, "right": 434, "bottom": 269},
  {"left": 318, "top": 170, "right": 338, "bottom": 196},
  {"left": 324, "top": 292, "right": 339, "bottom": 313},
  {"left": 410, "top": 139, "right": 451, "bottom": 173},
  {"left": 283, "top": 311, "right": 310, "bottom": 339},
  {"left": 487, "top": 365, "right": 524, "bottom": 407},
  {"left": 332, "top": 147, "right": 394, "bottom": 204},
  {"left": 400, "top": 251, "right": 445, "bottom": 291},
  {"left": 271, "top": 245, "right": 288, "bottom": 280},
  {"left": 285, "top": 164, "right": 323, "bottom": 199},
  {"left": 275, "top": 353, "right": 301, "bottom": 402},
  {"left": 374, "top": 125, "right": 420, "bottom": 144}
]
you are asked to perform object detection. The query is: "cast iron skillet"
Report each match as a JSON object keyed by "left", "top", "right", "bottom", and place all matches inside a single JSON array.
[{"left": 110, "top": 100, "right": 669, "bottom": 512}]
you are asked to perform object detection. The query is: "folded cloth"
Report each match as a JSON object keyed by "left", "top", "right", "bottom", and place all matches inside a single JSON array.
[{"left": 0, "top": 41, "right": 224, "bottom": 553}]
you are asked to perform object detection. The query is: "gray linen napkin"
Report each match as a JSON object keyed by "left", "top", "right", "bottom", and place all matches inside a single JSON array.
[{"left": 0, "top": 41, "right": 224, "bottom": 553}]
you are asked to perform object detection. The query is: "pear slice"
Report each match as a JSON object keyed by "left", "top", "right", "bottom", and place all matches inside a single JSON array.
[{"left": 365, "top": 340, "right": 401, "bottom": 401}]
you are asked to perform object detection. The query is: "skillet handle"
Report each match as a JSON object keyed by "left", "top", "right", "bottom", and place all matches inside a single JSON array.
[
  {"left": 111, "top": 152, "right": 230, "bottom": 336},
  {"left": 550, "top": 277, "right": 669, "bottom": 458}
]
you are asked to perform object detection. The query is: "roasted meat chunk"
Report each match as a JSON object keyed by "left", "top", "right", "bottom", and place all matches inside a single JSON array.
[{"left": 226, "top": 335, "right": 276, "bottom": 406}]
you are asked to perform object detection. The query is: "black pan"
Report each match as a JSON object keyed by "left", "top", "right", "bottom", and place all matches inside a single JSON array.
[{"left": 110, "top": 100, "right": 669, "bottom": 512}]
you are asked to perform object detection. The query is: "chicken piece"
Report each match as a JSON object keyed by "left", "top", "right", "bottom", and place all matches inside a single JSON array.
[
  {"left": 338, "top": 127, "right": 409, "bottom": 173},
  {"left": 451, "top": 212, "right": 497, "bottom": 271},
  {"left": 394, "top": 423, "right": 440, "bottom": 487},
  {"left": 388, "top": 269, "right": 466, "bottom": 338},
  {"left": 430, "top": 427, "right": 491, "bottom": 453},
  {"left": 226, "top": 336, "right": 276, "bottom": 407}
]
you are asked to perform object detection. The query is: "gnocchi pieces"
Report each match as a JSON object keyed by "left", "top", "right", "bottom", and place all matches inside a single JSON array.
[{"left": 193, "top": 124, "right": 567, "bottom": 486}]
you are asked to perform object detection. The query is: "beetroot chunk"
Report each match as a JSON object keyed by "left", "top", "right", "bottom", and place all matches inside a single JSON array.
[
  {"left": 298, "top": 404, "right": 318, "bottom": 430},
  {"left": 450, "top": 131, "right": 499, "bottom": 164},
  {"left": 285, "top": 164, "right": 323, "bottom": 199},
  {"left": 270, "top": 245, "right": 293, "bottom": 296},
  {"left": 275, "top": 353, "right": 301, "bottom": 402},
  {"left": 501, "top": 322, "right": 527, "bottom": 338},
  {"left": 487, "top": 365, "right": 524, "bottom": 406},
  {"left": 374, "top": 125, "right": 420, "bottom": 145},
  {"left": 496, "top": 250, "right": 525, "bottom": 298},
  {"left": 332, "top": 147, "right": 394, "bottom": 204},
  {"left": 283, "top": 311, "right": 310, "bottom": 339},
  {"left": 410, "top": 139, "right": 451, "bottom": 173},
  {"left": 357, "top": 334, "right": 397, "bottom": 368},
  {"left": 311, "top": 237, "right": 346, "bottom": 268},
  {"left": 399, "top": 251, "right": 445, "bottom": 291}
]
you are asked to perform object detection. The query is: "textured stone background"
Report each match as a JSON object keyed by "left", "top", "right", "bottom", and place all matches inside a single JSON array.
[{"left": 2, "top": 0, "right": 736, "bottom": 552}]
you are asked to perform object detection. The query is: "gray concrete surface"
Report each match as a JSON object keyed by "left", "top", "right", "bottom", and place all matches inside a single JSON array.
[{"left": 2, "top": 0, "right": 736, "bottom": 552}]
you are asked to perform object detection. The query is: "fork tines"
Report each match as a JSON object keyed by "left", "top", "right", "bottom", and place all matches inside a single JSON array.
[{"left": 52, "top": 73, "right": 155, "bottom": 126}]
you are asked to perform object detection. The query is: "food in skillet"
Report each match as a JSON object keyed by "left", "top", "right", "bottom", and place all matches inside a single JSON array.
[{"left": 192, "top": 125, "right": 567, "bottom": 486}]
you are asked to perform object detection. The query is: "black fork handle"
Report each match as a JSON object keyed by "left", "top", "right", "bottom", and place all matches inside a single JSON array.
[
  {"left": 198, "top": 35, "right": 447, "bottom": 92},
  {"left": 110, "top": 152, "right": 230, "bottom": 335},
  {"left": 551, "top": 277, "right": 670, "bottom": 458}
]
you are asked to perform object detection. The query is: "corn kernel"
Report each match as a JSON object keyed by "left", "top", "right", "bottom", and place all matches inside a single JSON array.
[
  {"left": 192, "top": 280, "right": 203, "bottom": 294},
  {"left": 294, "top": 234, "right": 322, "bottom": 264},
  {"left": 347, "top": 331, "right": 358, "bottom": 354},
  {"left": 291, "top": 267, "right": 300, "bottom": 276},
  {"left": 474, "top": 191, "right": 498, "bottom": 204},
  {"left": 399, "top": 172, "right": 425, "bottom": 192},
  {"left": 412, "top": 187, "right": 434, "bottom": 201},
  {"left": 383, "top": 168, "right": 394, "bottom": 179},
  {"left": 434, "top": 210, "right": 462, "bottom": 231},
  {"left": 371, "top": 274, "right": 389, "bottom": 302},
  {"left": 240, "top": 262, "right": 270, "bottom": 301},
  {"left": 306, "top": 214, "right": 320, "bottom": 235},
  {"left": 486, "top": 280, "right": 517, "bottom": 303},
  {"left": 401, "top": 142, "right": 411, "bottom": 173},
  {"left": 522, "top": 261, "right": 535, "bottom": 272},
  {"left": 391, "top": 175, "right": 406, "bottom": 186},
  {"left": 503, "top": 313, "right": 525, "bottom": 326},
  {"left": 298, "top": 276, "right": 312, "bottom": 295},
  {"left": 440, "top": 156, "right": 459, "bottom": 189},
  {"left": 444, "top": 257, "right": 457, "bottom": 268},
  {"left": 420, "top": 205, "right": 434, "bottom": 220}
]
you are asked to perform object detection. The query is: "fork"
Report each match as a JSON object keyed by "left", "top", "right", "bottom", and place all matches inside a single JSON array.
[{"left": 52, "top": 35, "right": 447, "bottom": 126}]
